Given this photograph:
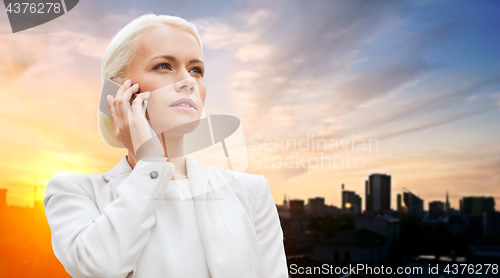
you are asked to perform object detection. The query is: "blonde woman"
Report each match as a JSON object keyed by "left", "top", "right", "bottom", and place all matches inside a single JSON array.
[{"left": 44, "top": 14, "right": 288, "bottom": 278}]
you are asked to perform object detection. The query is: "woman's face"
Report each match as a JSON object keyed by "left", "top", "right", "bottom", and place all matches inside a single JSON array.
[{"left": 123, "top": 24, "right": 206, "bottom": 137}]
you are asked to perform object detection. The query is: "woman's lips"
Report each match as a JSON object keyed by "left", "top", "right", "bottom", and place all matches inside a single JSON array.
[{"left": 170, "top": 106, "right": 196, "bottom": 112}]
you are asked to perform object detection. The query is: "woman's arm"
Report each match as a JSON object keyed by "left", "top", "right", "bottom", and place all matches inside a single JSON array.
[
  {"left": 254, "top": 175, "right": 289, "bottom": 278},
  {"left": 44, "top": 157, "right": 174, "bottom": 278}
]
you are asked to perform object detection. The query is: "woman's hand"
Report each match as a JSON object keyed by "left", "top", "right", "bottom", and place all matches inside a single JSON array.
[{"left": 106, "top": 79, "right": 165, "bottom": 161}]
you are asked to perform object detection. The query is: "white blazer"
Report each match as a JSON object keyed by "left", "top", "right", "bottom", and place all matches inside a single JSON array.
[{"left": 44, "top": 154, "right": 289, "bottom": 278}]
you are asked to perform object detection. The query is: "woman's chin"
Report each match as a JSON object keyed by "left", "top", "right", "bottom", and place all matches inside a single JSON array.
[{"left": 151, "top": 117, "right": 201, "bottom": 136}]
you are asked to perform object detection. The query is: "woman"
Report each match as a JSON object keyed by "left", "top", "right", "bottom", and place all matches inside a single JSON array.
[{"left": 43, "top": 14, "right": 288, "bottom": 278}]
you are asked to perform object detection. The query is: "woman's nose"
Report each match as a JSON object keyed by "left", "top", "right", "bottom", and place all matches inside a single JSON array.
[{"left": 174, "top": 76, "right": 196, "bottom": 93}]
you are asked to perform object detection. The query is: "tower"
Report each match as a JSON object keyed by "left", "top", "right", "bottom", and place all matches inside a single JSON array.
[
  {"left": 365, "top": 174, "right": 391, "bottom": 213},
  {"left": 445, "top": 190, "right": 450, "bottom": 212}
]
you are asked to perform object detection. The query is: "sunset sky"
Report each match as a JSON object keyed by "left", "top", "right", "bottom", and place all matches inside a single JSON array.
[{"left": 0, "top": 0, "right": 499, "bottom": 209}]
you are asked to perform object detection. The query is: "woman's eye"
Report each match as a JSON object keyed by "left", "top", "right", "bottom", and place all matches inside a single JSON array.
[
  {"left": 190, "top": 67, "right": 204, "bottom": 76},
  {"left": 153, "top": 63, "right": 171, "bottom": 70}
]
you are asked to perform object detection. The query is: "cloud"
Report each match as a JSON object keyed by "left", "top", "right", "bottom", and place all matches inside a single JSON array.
[
  {"left": 192, "top": 1, "right": 416, "bottom": 138},
  {"left": 245, "top": 9, "right": 274, "bottom": 27},
  {"left": 235, "top": 43, "right": 273, "bottom": 62},
  {"left": 196, "top": 18, "right": 260, "bottom": 50},
  {"left": 329, "top": 63, "right": 432, "bottom": 117},
  {"left": 372, "top": 109, "right": 497, "bottom": 141},
  {"left": 351, "top": 73, "right": 500, "bottom": 138},
  {"left": 492, "top": 93, "right": 500, "bottom": 107}
]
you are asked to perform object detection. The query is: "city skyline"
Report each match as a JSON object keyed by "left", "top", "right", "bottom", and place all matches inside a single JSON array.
[
  {"left": 276, "top": 175, "right": 497, "bottom": 213},
  {"left": 0, "top": 169, "right": 496, "bottom": 212}
]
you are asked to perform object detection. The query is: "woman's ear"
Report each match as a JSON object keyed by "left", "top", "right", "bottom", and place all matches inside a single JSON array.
[{"left": 111, "top": 76, "right": 124, "bottom": 84}]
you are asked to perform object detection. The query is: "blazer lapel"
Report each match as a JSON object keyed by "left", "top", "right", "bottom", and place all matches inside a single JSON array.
[
  {"left": 185, "top": 154, "right": 260, "bottom": 278},
  {"left": 185, "top": 154, "right": 214, "bottom": 197},
  {"left": 185, "top": 154, "right": 237, "bottom": 197}
]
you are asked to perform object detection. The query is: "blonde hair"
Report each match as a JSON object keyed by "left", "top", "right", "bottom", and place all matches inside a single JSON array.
[{"left": 98, "top": 14, "right": 203, "bottom": 148}]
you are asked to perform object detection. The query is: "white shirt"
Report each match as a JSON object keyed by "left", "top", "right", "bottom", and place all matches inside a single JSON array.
[{"left": 135, "top": 178, "right": 211, "bottom": 277}]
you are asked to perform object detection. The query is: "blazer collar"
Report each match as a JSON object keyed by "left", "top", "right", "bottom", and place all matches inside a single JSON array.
[
  {"left": 185, "top": 154, "right": 215, "bottom": 192},
  {"left": 102, "top": 155, "right": 132, "bottom": 181}
]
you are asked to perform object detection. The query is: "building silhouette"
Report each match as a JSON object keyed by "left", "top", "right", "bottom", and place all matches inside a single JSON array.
[
  {"left": 429, "top": 201, "right": 445, "bottom": 219},
  {"left": 289, "top": 199, "right": 305, "bottom": 216},
  {"left": 341, "top": 184, "right": 362, "bottom": 216},
  {"left": 445, "top": 190, "right": 451, "bottom": 212},
  {"left": 277, "top": 194, "right": 291, "bottom": 219},
  {"left": 306, "top": 197, "right": 325, "bottom": 218},
  {"left": 365, "top": 174, "right": 391, "bottom": 213},
  {"left": 460, "top": 196, "right": 495, "bottom": 216},
  {"left": 403, "top": 188, "right": 423, "bottom": 215}
]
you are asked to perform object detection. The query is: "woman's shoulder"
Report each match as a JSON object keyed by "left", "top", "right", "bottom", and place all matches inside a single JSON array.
[
  {"left": 45, "top": 156, "right": 129, "bottom": 199},
  {"left": 211, "top": 167, "right": 269, "bottom": 204},
  {"left": 212, "top": 166, "right": 264, "bottom": 187},
  {"left": 44, "top": 172, "right": 108, "bottom": 205},
  {"left": 47, "top": 172, "right": 107, "bottom": 190}
]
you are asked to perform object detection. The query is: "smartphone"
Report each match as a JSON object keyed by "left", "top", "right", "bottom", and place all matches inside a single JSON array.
[{"left": 99, "top": 78, "right": 148, "bottom": 117}]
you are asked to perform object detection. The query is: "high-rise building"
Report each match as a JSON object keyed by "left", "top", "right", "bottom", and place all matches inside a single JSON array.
[
  {"left": 289, "top": 199, "right": 305, "bottom": 216},
  {"left": 306, "top": 197, "right": 325, "bottom": 217},
  {"left": 365, "top": 174, "right": 391, "bottom": 213},
  {"left": 461, "top": 197, "right": 495, "bottom": 216},
  {"left": 403, "top": 189, "right": 423, "bottom": 215},
  {"left": 429, "top": 201, "right": 444, "bottom": 212},
  {"left": 342, "top": 191, "right": 362, "bottom": 215},
  {"left": 429, "top": 201, "right": 445, "bottom": 219},
  {"left": 342, "top": 184, "right": 362, "bottom": 216}
]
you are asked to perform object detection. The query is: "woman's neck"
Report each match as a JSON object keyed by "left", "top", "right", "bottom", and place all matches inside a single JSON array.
[{"left": 127, "top": 132, "right": 187, "bottom": 180}]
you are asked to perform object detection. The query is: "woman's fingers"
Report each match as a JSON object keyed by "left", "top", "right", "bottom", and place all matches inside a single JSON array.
[
  {"left": 117, "top": 83, "right": 140, "bottom": 124},
  {"left": 131, "top": 91, "right": 150, "bottom": 118},
  {"left": 121, "top": 82, "right": 139, "bottom": 106},
  {"left": 128, "top": 91, "right": 155, "bottom": 157},
  {"left": 106, "top": 78, "right": 163, "bottom": 159},
  {"left": 115, "top": 79, "right": 131, "bottom": 100}
]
